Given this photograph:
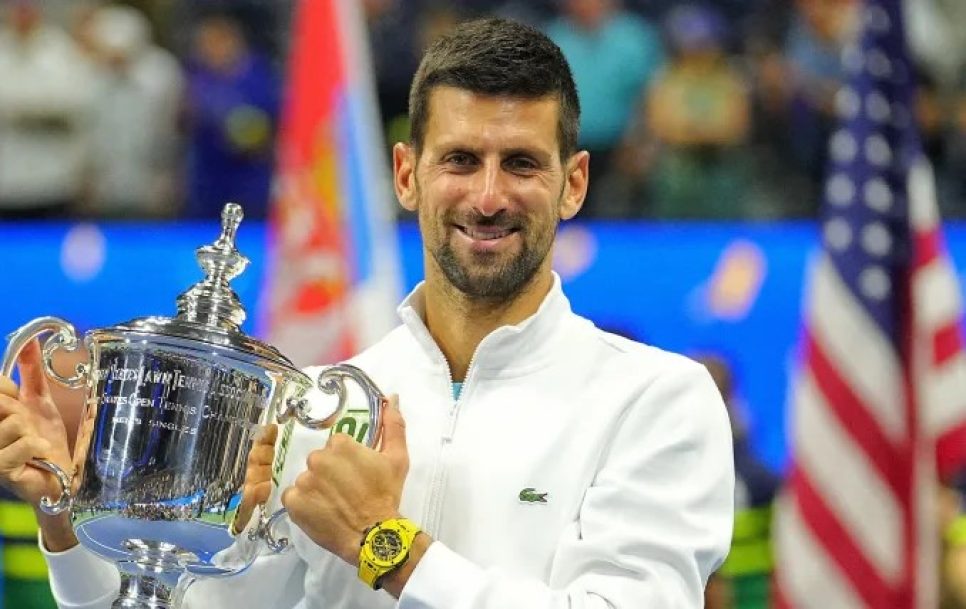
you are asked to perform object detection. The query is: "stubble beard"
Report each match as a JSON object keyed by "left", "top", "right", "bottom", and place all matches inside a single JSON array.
[
  {"left": 433, "top": 222, "right": 553, "bottom": 301},
  {"left": 418, "top": 187, "right": 559, "bottom": 302}
]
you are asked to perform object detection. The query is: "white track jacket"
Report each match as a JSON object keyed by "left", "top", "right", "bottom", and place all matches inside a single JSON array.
[{"left": 42, "top": 275, "right": 735, "bottom": 609}]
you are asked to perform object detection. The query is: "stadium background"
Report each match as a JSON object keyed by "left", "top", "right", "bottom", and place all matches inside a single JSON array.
[{"left": 1, "top": 1, "right": 965, "bottom": 608}]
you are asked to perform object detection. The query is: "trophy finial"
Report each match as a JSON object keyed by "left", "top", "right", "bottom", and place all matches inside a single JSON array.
[
  {"left": 219, "top": 203, "right": 243, "bottom": 247},
  {"left": 175, "top": 202, "right": 251, "bottom": 330}
]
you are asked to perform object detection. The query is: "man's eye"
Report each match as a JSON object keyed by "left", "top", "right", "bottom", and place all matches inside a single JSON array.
[
  {"left": 445, "top": 153, "right": 475, "bottom": 166},
  {"left": 506, "top": 157, "right": 538, "bottom": 172}
]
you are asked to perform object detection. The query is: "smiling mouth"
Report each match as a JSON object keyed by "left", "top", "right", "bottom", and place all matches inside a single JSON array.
[{"left": 455, "top": 225, "right": 518, "bottom": 241}]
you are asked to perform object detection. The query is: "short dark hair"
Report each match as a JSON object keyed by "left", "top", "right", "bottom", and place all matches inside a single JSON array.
[{"left": 408, "top": 18, "right": 580, "bottom": 160}]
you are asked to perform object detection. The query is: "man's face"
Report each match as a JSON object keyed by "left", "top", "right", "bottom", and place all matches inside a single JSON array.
[
  {"left": 8, "top": 2, "right": 41, "bottom": 37},
  {"left": 193, "top": 19, "right": 245, "bottom": 73},
  {"left": 394, "top": 86, "right": 586, "bottom": 301}
]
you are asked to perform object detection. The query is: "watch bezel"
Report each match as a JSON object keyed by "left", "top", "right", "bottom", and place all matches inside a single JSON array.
[{"left": 366, "top": 528, "right": 406, "bottom": 566}]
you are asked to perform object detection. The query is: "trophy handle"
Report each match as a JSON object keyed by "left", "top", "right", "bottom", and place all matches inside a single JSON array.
[
  {"left": 2, "top": 316, "right": 89, "bottom": 389},
  {"left": 261, "top": 365, "right": 387, "bottom": 552},
  {"left": 30, "top": 459, "right": 73, "bottom": 515},
  {"left": 278, "top": 364, "right": 386, "bottom": 449},
  {"left": 2, "top": 316, "right": 87, "bottom": 515},
  {"left": 250, "top": 506, "right": 291, "bottom": 554}
]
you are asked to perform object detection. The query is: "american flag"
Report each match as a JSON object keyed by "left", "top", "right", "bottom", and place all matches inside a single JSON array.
[{"left": 773, "top": 1, "right": 966, "bottom": 608}]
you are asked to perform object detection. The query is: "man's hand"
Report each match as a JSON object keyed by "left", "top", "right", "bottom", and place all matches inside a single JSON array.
[
  {"left": 0, "top": 340, "right": 78, "bottom": 551},
  {"left": 0, "top": 340, "right": 73, "bottom": 506},
  {"left": 281, "top": 395, "right": 409, "bottom": 565},
  {"left": 232, "top": 424, "right": 278, "bottom": 534}
]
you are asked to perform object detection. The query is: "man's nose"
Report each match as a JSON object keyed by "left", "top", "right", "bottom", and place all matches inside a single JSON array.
[{"left": 472, "top": 161, "right": 508, "bottom": 217}]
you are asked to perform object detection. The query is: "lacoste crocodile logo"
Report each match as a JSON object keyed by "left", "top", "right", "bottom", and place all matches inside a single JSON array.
[{"left": 518, "top": 487, "right": 549, "bottom": 504}]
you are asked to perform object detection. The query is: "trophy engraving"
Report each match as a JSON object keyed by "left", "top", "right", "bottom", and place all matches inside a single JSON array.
[{"left": 1, "top": 204, "right": 387, "bottom": 609}]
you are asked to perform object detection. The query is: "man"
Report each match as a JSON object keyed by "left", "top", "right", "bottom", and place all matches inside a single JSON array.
[{"left": 0, "top": 18, "right": 733, "bottom": 608}]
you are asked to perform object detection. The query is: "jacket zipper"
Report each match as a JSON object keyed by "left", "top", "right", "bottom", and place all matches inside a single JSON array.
[{"left": 423, "top": 342, "right": 485, "bottom": 536}]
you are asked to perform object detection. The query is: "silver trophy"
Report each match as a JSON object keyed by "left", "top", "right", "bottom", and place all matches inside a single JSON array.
[{"left": 1, "top": 204, "right": 386, "bottom": 608}]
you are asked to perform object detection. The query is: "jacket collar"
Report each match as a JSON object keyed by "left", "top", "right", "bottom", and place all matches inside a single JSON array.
[{"left": 396, "top": 272, "right": 572, "bottom": 376}]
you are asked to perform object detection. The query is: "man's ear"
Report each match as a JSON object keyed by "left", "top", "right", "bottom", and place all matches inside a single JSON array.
[
  {"left": 559, "top": 150, "right": 589, "bottom": 221},
  {"left": 393, "top": 142, "right": 418, "bottom": 212}
]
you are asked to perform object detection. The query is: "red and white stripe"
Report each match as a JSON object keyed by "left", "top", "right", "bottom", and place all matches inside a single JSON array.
[{"left": 775, "top": 157, "right": 966, "bottom": 609}]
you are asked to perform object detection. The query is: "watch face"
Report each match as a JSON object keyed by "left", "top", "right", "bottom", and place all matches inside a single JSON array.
[{"left": 371, "top": 529, "right": 404, "bottom": 561}]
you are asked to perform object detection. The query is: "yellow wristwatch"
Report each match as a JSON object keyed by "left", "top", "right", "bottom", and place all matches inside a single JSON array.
[{"left": 358, "top": 518, "right": 421, "bottom": 590}]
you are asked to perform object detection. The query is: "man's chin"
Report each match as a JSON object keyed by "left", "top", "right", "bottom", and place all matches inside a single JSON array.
[
  {"left": 434, "top": 243, "right": 541, "bottom": 299},
  {"left": 450, "top": 266, "right": 536, "bottom": 300}
]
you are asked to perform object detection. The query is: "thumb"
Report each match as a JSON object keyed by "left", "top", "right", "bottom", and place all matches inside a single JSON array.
[
  {"left": 17, "top": 340, "right": 52, "bottom": 401},
  {"left": 378, "top": 395, "right": 407, "bottom": 462}
]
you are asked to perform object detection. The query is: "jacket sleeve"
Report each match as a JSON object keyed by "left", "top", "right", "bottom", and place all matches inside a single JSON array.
[
  {"left": 42, "top": 535, "right": 306, "bottom": 609},
  {"left": 41, "top": 536, "right": 119, "bottom": 609},
  {"left": 398, "top": 362, "right": 735, "bottom": 609}
]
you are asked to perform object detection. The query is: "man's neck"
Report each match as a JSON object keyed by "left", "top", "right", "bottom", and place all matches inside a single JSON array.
[{"left": 422, "top": 267, "right": 553, "bottom": 382}]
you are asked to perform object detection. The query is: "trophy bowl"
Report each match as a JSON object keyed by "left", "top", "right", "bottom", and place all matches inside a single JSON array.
[{"left": 1, "top": 204, "right": 385, "bottom": 609}]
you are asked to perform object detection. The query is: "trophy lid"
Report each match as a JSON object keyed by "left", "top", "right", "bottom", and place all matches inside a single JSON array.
[{"left": 98, "top": 203, "right": 300, "bottom": 372}]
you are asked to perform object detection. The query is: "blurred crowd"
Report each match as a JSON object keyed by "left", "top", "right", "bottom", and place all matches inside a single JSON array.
[
  {"left": 0, "top": 0, "right": 285, "bottom": 221},
  {"left": 0, "top": 0, "right": 964, "bottom": 222}
]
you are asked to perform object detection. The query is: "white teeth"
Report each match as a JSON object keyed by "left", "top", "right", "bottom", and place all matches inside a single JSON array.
[{"left": 464, "top": 227, "right": 511, "bottom": 240}]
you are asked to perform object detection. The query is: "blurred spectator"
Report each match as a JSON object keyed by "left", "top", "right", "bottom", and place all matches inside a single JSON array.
[
  {"left": 81, "top": 4, "right": 184, "bottom": 219},
  {"left": 188, "top": 0, "right": 286, "bottom": 61},
  {"left": 68, "top": 2, "right": 101, "bottom": 58},
  {"left": 907, "top": 0, "right": 966, "bottom": 91},
  {"left": 738, "top": 0, "right": 816, "bottom": 218},
  {"left": 700, "top": 354, "right": 781, "bottom": 609},
  {"left": 183, "top": 10, "right": 280, "bottom": 220},
  {"left": 0, "top": 0, "right": 97, "bottom": 219},
  {"left": 364, "top": 0, "right": 422, "bottom": 148},
  {"left": 545, "top": 0, "right": 664, "bottom": 218},
  {"left": 643, "top": 4, "right": 754, "bottom": 219},
  {"left": 906, "top": 0, "right": 966, "bottom": 218},
  {"left": 783, "top": 0, "right": 857, "bottom": 195}
]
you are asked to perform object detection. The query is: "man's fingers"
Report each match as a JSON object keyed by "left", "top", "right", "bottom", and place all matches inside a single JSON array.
[
  {"left": 0, "top": 414, "right": 35, "bottom": 451},
  {"left": 0, "top": 394, "right": 28, "bottom": 418},
  {"left": 16, "top": 341, "right": 52, "bottom": 401},
  {"left": 256, "top": 424, "right": 278, "bottom": 444},
  {"left": 0, "top": 435, "right": 46, "bottom": 473},
  {"left": 245, "top": 464, "right": 273, "bottom": 486},
  {"left": 252, "top": 480, "right": 272, "bottom": 505},
  {"left": 241, "top": 478, "right": 272, "bottom": 506},
  {"left": 248, "top": 444, "right": 276, "bottom": 466},
  {"left": 0, "top": 375, "right": 18, "bottom": 400}
]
